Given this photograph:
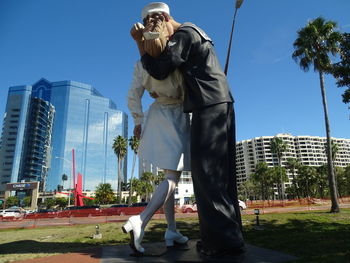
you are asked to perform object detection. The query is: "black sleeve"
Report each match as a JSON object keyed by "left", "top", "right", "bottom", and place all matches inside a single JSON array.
[{"left": 141, "top": 30, "right": 192, "bottom": 80}]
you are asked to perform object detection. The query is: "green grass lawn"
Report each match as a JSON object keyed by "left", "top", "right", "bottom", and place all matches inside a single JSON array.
[
  {"left": 0, "top": 209, "right": 349, "bottom": 263},
  {"left": 242, "top": 209, "right": 350, "bottom": 262}
]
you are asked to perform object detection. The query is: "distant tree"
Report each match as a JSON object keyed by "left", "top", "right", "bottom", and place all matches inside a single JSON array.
[
  {"left": 334, "top": 167, "right": 347, "bottom": 198},
  {"left": 343, "top": 165, "right": 350, "bottom": 196},
  {"left": 95, "top": 183, "right": 116, "bottom": 205},
  {"left": 297, "top": 165, "right": 317, "bottom": 198},
  {"left": 43, "top": 198, "right": 56, "bottom": 209},
  {"left": 130, "top": 195, "right": 138, "bottom": 204},
  {"left": 112, "top": 135, "right": 128, "bottom": 203},
  {"left": 140, "top": 172, "right": 155, "bottom": 201},
  {"left": 61, "top": 173, "right": 68, "bottom": 189},
  {"left": 5, "top": 196, "right": 19, "bottom": 208},
  {"left": 189, "top": 195, "right": 196, "bottom": 204},
  {"left": 128, "top": 136, "right": 140, "bottom": 205},
  {"left": 55, "top": 197, "right": 68, "bottom": 209},
  {"left": 22, "top": 196, "right": 32, "bottom": 207},
  {"left": 154, "top": 171, "right": 165, "bottom": 186},
  {"left": 130, "top": 177, "right": 142, "bottom": 201},
  {"left": 315, "top": 165, "right": 329, "bottom": 198},
  {"left": 331, "top": 33, "right": 350, "bottom": 103},
  {"left": 121, "top": 181, "right": 129, "bottom": 191},
  {"left": 238, "top": 179, "right": 257, "bottom": 201},
  {"left": 83, "top": 198, "right": 95, "bottom": 206},
  {"left": 270, "top": 166, "right": 288, "bottom": 199},
  {"left": 292, "top": 16, "right": 342, "bottom": 213},
  {"left": 250, "top": 162, "right": 274, "bottom": 200},
  {"left": 285, "top": 158, "right": 301, "bottom": 199},
  {"left": 270, "top": 137, "right": 288, "bottom": 200}
]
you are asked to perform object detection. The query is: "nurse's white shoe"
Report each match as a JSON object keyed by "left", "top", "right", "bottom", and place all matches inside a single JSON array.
[
  {"left": 164, "top": 229, "right": 189, "bottom": 247},
  {"left": 122, "top": 215, "right": 145, "bottom": 254}
]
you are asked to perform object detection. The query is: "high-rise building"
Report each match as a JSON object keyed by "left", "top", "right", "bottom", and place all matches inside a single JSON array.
[
  {"left": 236, "top": 133, "right": 350, "bottom": 186},
  {"left": 0, "top": 78, "right": 128, "bottom": 196}
]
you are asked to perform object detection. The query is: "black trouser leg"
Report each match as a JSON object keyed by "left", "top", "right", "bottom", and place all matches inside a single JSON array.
[{"left": 191, "top": 102, "right": 244, "bottom": 251}]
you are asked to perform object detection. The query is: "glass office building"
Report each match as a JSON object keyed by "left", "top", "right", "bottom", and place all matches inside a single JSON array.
[
  {"left": 19, "top": 97, "right": 55, "bottom": 191},
  {"left": 0, "top": 78, "right": 128, "bottom": 195}
]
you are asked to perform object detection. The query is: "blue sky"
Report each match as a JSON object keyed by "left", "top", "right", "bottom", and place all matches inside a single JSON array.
[{"left": 1, "top": 0, "right": 349, "bottom": 179}]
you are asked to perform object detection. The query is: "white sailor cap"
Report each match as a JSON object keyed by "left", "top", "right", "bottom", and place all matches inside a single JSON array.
[{"left": 141, "top": 2, "right": 170, "bottom": 20}]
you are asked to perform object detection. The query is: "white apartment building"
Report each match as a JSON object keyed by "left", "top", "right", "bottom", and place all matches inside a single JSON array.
[
  {"left": 174, "top": 171, "right": 194, "bottom": 206},
  {"left": 236, "top": 133, "right": 350, "bottom": 186}
]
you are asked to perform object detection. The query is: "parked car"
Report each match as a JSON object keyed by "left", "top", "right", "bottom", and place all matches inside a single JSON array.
[
  {"left": 59, "top": 205, "right": 102, "bottom": 217},
  {"left": 181, "top": 203, "right": 197, "bottom": 213},
  {"left": 110, "top": 204, "right": 128, "bottom": 208},
  {"left": 238, "top": 200, "right": 247, "bottom": 210},
  {"left": 130, "top": 202, "right": 148, "bottom": 207},
  {"left": 64, "top": 205, "right": 100, "bottom": 210},
  {"left": 0, "top": 209, "right": 24, "bottom": 220}
]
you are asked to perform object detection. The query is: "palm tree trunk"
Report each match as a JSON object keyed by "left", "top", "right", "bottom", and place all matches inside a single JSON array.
[
  {"left": 319, "top": 71, "right": 340, "bottom": 213},
  {"left": 278, "top": 158, "right": 285, "bottom": 201},
  {"left": 118, "top": 158, "right": 122, "bottom": 204},
  {"left": 128, "top": 154, "right": 136, "bottom": 205},
  {"left": 292, "top": 173, "right": 300, "bottom": 199}
]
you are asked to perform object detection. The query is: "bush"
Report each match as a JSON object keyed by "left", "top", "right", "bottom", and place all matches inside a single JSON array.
[{"left": 5, "top": 196, "right": 19, "bottom": 208}]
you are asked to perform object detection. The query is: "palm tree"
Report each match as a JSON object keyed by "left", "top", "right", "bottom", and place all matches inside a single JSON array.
[
  {"left": 270, "top": 136, "right": 288, "bottom": 200},
  {"left": 331, "top": 33, "right": 350, "bottom": 103},
  {"left": 95, "top": 183, "right": 115, "bottom": 204},
  {"left": 292, "top": 16, "right": 342, "bottom": 212},
  {"left": 315, "top": 165, "right": 328, "bottom": 198},
  {"left": 250, "top": 162, "right": 274, "bottom": 201},
  {"left": 112, "top": 135, "right": 128, "bottom": 203},
  {"left": 140, "top": 172, "right": 155, "bottom": 201},
  {"left": 285, "top": 158, "right": 301, "bottom": 199},
  {"left": 154, "top": 170, "right": 165, "bottom": 186},
  {"left": 130, "top": 177, "right": 142, "bottom": 202},
  {"left": 341, "top": 165, "right": 350, "bottom": 197},
  {"left": 238, "top": 179, "right": 256, "bottom": 201},
  {"left": 297, "top": 165, "right": 318, "bottom": 199},
  {"left": 128, "top": 136, "right": 140, "bottom": 205},
  {"left": 61, "top": 173, "right": 68, "bottom": 190}
]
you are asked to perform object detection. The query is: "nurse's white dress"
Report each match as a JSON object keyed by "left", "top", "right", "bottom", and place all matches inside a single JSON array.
[{"left": 128, "top": 61, "right": 191, "bottom": 171}]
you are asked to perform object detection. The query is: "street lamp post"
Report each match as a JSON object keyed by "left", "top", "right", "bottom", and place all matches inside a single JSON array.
[
  {"left": 55, "top": 156, "right": 73, "bottom": 206},
  {"left": 223, "top": 0, "right": 244, "bottom": 75},
  {"left": 224, "top": 0, "right": 245, "bottom": 230}
]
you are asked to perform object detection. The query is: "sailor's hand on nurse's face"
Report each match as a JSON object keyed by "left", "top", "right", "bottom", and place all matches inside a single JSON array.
[
  {"left": 130, "top": 22, "right": 144, "bottom": 42},
  {"left": 134, "top": 125, "right": 142, "bottom": 140}
]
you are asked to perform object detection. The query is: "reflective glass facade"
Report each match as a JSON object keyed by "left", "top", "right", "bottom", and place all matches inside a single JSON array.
[
  {"left": 0, "top": 86, "right": 32, "bottom": 194},
  {"left": 0, "top": 78, "right": 128, "bottom": 194},
  {"left": 18, "top": 97, "right": 55, "bottom": 191}
]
